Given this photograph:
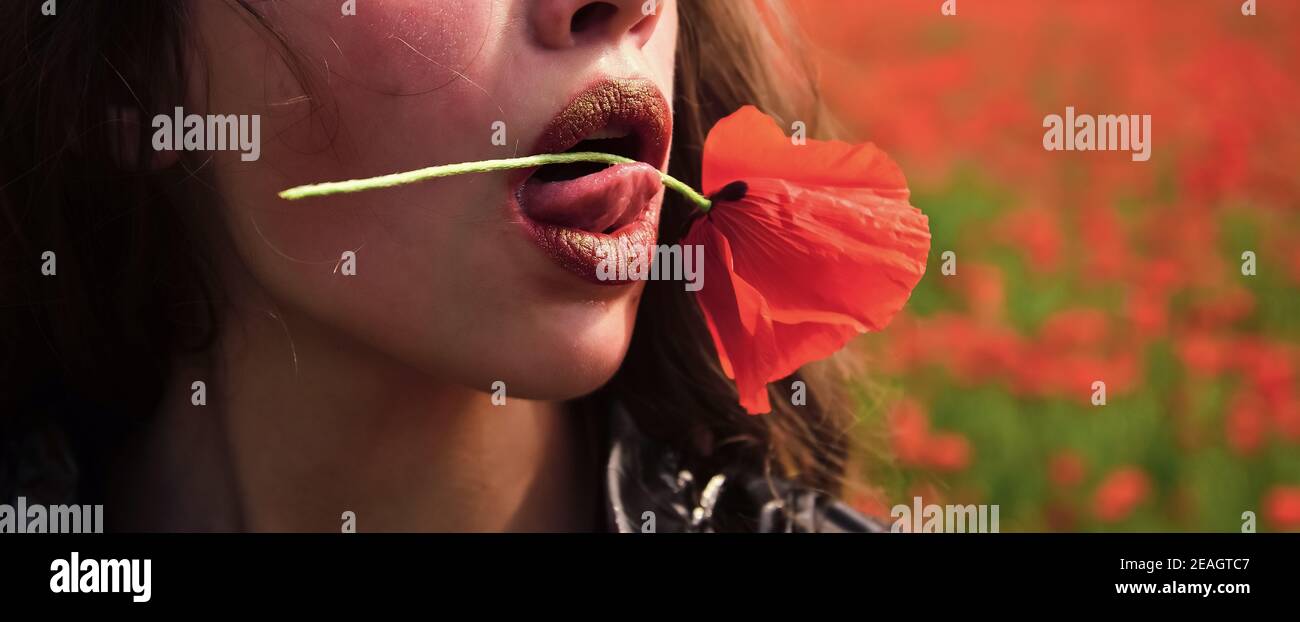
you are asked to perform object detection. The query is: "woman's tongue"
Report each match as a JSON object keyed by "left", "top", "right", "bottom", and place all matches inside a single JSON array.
[{"left": 520, "top": 161, "right": 661, "bottom": 233}]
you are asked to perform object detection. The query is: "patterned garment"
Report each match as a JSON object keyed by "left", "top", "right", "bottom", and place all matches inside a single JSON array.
[{"left": 605, "top": 407, "right": 885, "bottom": 533}]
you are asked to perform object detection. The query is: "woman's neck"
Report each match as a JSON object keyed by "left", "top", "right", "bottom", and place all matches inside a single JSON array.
[{"left": 116, "top": 295, "right": 599, "bottom": 532}]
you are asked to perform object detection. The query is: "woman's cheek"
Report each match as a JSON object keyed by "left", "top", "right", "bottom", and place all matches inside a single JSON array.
[
  {"left": 266, "top": 0, "right": 501, "bottom": 161},
  {"left": 186, "top": 1, "right": 501, "bottom": 365},
  {"left": 204, "top": 0, "right": 509, "bottom": 256},
  {"left": 642, "top": 0, "right": 678, "bottom": 90},
  {"left": 321, "top": 0, "right": 496, "bottom": 96}
]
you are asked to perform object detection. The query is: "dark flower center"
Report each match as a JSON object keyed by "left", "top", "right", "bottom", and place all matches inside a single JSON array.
[{"left": 709, "top": 181, "right": 748, "bottom": 203}]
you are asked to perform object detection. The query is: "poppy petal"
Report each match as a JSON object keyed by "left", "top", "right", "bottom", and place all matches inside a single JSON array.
[
  {"left": 689, "top": 224, "right": 778, "bottom": 414},
  {"left": 684, "top": 106, "right": 931, "bottom": 414},
  {"left": 702, "top": 105, "right": 909, "bottom": 199},
  {"left": 711, "top": 179, "right": 930, "bottom": 333}
]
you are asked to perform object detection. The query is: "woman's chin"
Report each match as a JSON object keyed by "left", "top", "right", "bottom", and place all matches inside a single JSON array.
[
  {"left": 467, "top": 356, "right": 623, "bottom": 403},
  {"left": 497, "top": 310, "right": 638, "bottom": 401}
]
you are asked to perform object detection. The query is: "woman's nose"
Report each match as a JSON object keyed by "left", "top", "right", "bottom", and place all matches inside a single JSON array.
[{"left": 529, "top": 0, "right": 664, "bottom": 50}]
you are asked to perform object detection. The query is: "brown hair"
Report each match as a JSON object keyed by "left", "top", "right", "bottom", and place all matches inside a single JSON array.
[
  {"left": 0, "top": 1, "right": 855, "bottom": 508},
  {"left": 608, "top": 0, "right": 854, "bottom": 496}
]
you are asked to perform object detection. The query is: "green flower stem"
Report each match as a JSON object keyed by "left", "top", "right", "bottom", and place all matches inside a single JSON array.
[{"left": 277, "top": 152, "right": 713, "bottom": 212}]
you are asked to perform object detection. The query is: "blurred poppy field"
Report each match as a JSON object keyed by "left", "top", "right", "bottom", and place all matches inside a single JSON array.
[{"left": 791, "top": 0, "right": 1300, "bottom": 531}]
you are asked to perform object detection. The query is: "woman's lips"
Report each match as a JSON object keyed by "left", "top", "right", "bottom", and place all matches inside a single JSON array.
[
  {"left": 533, "top": 78, "right": 671, "bottom": 169},
  {"left": 520, "top": 162, "right": 662, "bottom": 233},
  {"left": 519, "top": 184, "right": 663, "bottom": 285},
  {"left": 511, "top": 78, "right": 672, "bottom": 285}
]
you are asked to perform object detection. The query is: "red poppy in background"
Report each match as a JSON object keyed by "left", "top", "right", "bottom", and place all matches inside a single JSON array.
[
  {"left": 889, "top": 398, "right": 930, "bottom": 466},
  {"left": 887, "top": 398, "right": 973, "bottom": 472},
  {"left": 1049, "top": 451, "right": 1087, "bottom": 488},
  {"left": 684, "top": 106, "right": 931, "bottom": 414},
  {"left": 924, "top": 433, "right": 972, "bottom": 472},
  {"left": 1093, "top": 466, "right": 1151, "bottom": 523},
  {"left": 1225, "top": 390, "right": 1267, "bottom": 456},
  {"left": 1264, "top": 486, "right": 1300, "bottom": 530}
]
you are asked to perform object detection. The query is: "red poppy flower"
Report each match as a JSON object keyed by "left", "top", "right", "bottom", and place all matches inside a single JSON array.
[
  {"left": 1048, "top": 451, "right": 1086, "bottom": 488},
  {"left": 889, "top": 398, "right": 930, "bottom": 466},
  {"left": 1264, "top": 486, "right": 1300, "bottom": 530},
  {"left": 1093, "top": 466, "right": 1151, "bottom": 523},
  {"left": 683, "top": 106, "right": 931, "bottom": 414},
  {"left": 924, "top": 433, "right": 972, "bottom": 472}
]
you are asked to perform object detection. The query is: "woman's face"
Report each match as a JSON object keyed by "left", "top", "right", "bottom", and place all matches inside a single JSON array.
[{"left": 192, "top": 0, "right": 678, "bottom": 399}]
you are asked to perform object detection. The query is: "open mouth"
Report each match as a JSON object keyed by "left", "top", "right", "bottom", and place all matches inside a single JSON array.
[
  {"left": 518, "top": 78, "right": 671, "bottom": 238},
  {"left": 522, "top": 127, "right": 657, "bottom": 235},
  {"left": 530, "top": 128, "right": 644, "bottom": 184}
]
